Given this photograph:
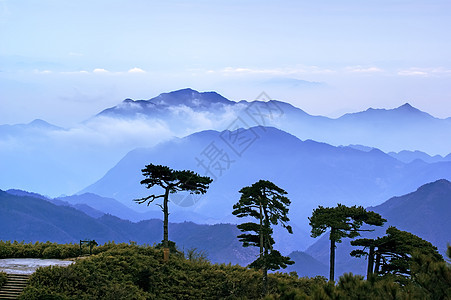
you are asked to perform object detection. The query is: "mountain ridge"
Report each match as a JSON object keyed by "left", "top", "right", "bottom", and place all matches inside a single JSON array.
[
  {"left": 2, "top": 179, "right": 448, "bottom": 278},
  {"left": 92, "top": 88, "right": 451, "bottom": 156},
  {"left": 1, "top": 88, "right": 450, "bottom": 198},
  {"left": 98, "top": 89, "right": 448, "bottom": 120},
  {"left": 97, "top": 88, "right": 235, "bottom": 118},
  {"left": 339, "top": 102, "right": 435, "bottom": 120},
  {"left": 80, "top": 126, "right": 451, "bottom": 254}
]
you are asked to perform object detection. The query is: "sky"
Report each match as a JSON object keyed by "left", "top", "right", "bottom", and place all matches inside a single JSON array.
[{"left": 1, "top": 0, "right": 451, "bottom": 127}]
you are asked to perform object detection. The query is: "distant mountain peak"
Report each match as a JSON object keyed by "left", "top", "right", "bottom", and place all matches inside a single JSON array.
[
  {"left": 416, "top": 178, "right": 451, "bottom": 192},
  {"left": 399, "top": 102, "right": 414, "bottom": 109},
  {"left": 98, "top": 88, "right": 235, "bottom": 118},
  {"left": 341, "top": 102, "right": 434, "bottom": 121},
  {"left": 163, "top": 87, "right": 197, "bottom": 96},
  {"left": 26, "top": 119, "right": 63, "bottom": 130},
  {"left": 152, "top": 88, "right": 233, "bottom": 107},
  {"left": 395, "top": 102, "right": 422, "bottom": 113},
  {"left": 29, "top": 119, "right": 48, "bottom": 125}
]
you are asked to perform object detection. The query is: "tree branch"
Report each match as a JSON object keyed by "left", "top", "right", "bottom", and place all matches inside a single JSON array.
[{"left": 134, "top": 194, "right": 165, "bottom": 205}]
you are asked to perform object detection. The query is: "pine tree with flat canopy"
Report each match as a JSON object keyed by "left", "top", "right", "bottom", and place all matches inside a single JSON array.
[
  {"left": 232, "top": 180, "right": 293, "bottom": 296},
  {"left": 309, "top": 204, "right": 386, "bottom": 281},
  {"left": 350, "top": 226, "right": 443, "bottom": 278},
  {"left": 135, "top": 164, "right": 212, "bottom": 261}
]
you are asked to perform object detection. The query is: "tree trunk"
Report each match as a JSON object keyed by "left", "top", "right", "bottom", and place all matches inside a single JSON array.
[
  {"left": 329, "top": 228, "right": 336, "bottom": 281},
  {"left": 262, "top": 246, "right": 268, "bottom": 296},
  {"left": 259, "top": 204, "right": 263, "bottom": 259},
  {"left": 367, "top": 245, "right": 375, "bottom": 279},
  {"left": 259, "top": 203, "right": 266, "bottom": 295},
  {"left": 374, "top": 253, "right": 381, "bottom": 275},
  {"left": 163, "top": 188, "right": 170, "bottom": 261}
]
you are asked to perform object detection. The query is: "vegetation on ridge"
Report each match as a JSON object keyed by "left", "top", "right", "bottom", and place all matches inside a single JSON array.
[
  {"left": 0, "top": 271, "right": 7, "bottom": 289},
  {"left": 1, "top": 162, "right": 449, "bottom": 298},
  {"left": 12, "top": 242, "right": 451, "bottom": 299}
]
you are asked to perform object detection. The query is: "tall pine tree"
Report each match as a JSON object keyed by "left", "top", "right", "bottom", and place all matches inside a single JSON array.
[
  {"left": 232, "top": 180, "right": 293, "bottom": 296},
  {"left": 309, "top": 204, "right": 386, "bottom": 281},
  {"left": 135, "top": 164, "right": 212, "bottom": 261}
]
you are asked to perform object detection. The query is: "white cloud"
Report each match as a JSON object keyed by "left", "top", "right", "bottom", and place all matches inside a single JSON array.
[
  {"left": 128, "top": 67, "right": 146, "bottom": 74},
  {"left": 397, "top": 67, "right": 451, "bottom": 77},
  {"left": 221, "top": 67, "right": 282, "bottom": 75},
  {"left": 215, "top": 66, "right": 335, "bottom": 76},
  {"left": 345, "top": 66, "right": 383, "bottom": 73},
  {"left": 57, "top": 68, "right": 148, "bottom": 75},
  {"left": 93, "top": 68, "right": 109, "bottom": 74},
  {"left": 59, "top": 70, "right": 89, "bottom": 75},
  {"left": 34, "top": 69, "right": 52, "bottom": 74},
  {"left": 48, "top": 116, "right": 174, "bottom": 152},
  {"left": 398, "top": 70, "right": 428, "bottom": 76}
]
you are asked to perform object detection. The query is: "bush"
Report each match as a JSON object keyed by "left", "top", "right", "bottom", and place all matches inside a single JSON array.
[
  {"left": 20, "top": 243, "right": 327, "bottom": 299},
  {"left": 0, "top": 271, "right": 7, "bottom": 289},
  {"left": 0, "top": 241, "right": 80, "bottom": 259},
  {"left": 13, "top": 242, "right": 450, "bottom": 299}
]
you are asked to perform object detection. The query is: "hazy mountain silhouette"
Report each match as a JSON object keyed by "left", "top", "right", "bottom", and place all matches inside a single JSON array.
[
  {"left": 338, "top": 103, "right": 433, "bottom": 122},
  {"left": 387, "top": 150, "right": 451, "bottom": 163},
  {"left": 0, "top": 188, "right": 331, "bottom": 274},
  {"left": 0, "top": 189, "right": 124, "bottom": 242},
  {"left": 0, "top": 119, "right": 63, "bottom": 137},
  {"left": 284, "top": 251, "right": 328, "bottom": 278},
  {"left": 95, "top": 89, "right": 451, "bottom": 155},
  {"left": 305, "top": 179, "right": 451, "bottom": 277},
  {"left": 0, "top": 189, "right": 258, "bottom": 266},
  {"left": 98, "top": 88, "right": 235, "bottom": 118},
  {"left": 56, "top": 193, "right": 161, "bottom": 221},
  {"left": 2, "top": 88, "right": 450, "bottom": 197},
  {"left": 81, "top": 126, "right": 451, "bottom": 251}
]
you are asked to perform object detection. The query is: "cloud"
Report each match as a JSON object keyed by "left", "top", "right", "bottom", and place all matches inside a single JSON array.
[
  {"left": 34, "top": 69, "right": 52, "bottom": 74},
  {"left": 55, "top": 68, "right": 148, "bottom": 75},
  {"left": 59, "top": 70, "right": 89, "bottom": 75},
  {"left": 345, "top": 66, "right": 383, "bottom": 73},
  {"left": 212, "top": 66, "right": 336, "bottom": 77},
  {"left": 93, "top": 68, "right": 109, "bottom": 74},
  {"left": 398, "top": 70, "right": 428, "bottom": 76},
  {"left": 397, "top": 67, "right": 451, "bottom": 77},
  {"left": 128, "top": 67, "right": 146, "bottom": 74},
  {"left": 221, "top": 67, "right": 284, "bottom": 75}
]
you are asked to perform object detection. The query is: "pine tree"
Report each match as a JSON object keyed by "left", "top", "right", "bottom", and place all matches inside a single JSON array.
[
  {"left": 309, "top": 204, "right": 386, "bottom": 281},
  {"left": 351, "top": 226, "right": 443, "bottom": 278},
  {"left": 135, "top": 164, "right": 212, "bottom": 261},
  {"left": 232, "top": 180, "right": 293, "bottom": 296}
]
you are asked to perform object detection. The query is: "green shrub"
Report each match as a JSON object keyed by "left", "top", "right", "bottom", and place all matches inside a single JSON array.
[
  {"left": 19, "top": 243, "right": 331, "bottom": 299},
  {"left": 12, "top": 242, "right": 450, "bottom": 299},
  {"left": 0, "top": 241, "right": 82, "bottom": 259},
  {"left": 0, "top": 271, "right": 7, "bottom": 289}
]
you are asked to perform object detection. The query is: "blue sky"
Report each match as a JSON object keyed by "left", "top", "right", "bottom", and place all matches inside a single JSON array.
[{"left": 1, "top": 0, "right": 451, "bottom": 126}]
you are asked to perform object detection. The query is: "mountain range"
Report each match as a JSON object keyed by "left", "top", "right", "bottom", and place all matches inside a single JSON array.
[
  {"left": 1, "top": 88, "right": 450, "bottom": 197},
  {"left": 96, "top": 88, "right": 451, "bottom": 155},
  {"left": 79, "top": 126, "right": 451, "bottom": 252},
  {"left": 1, "top": 88, "right": 450, "bottom": 256},
  {"left": 1, "top": 189, "right": 328, "bottom": 273},
  {"left": 1, "top": 179, "right": 448, "bottom": 278}
]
